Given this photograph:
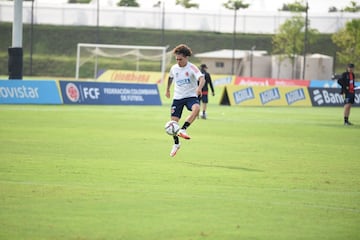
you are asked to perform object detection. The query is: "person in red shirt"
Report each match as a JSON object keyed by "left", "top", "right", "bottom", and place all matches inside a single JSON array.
[{"left": 338, "top": 63, "right": 356, "bottom": 125}]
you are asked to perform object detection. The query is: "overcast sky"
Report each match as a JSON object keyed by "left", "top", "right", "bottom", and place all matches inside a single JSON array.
[{"left": 33, "top": 0, "right": 356, "bottom": 13}]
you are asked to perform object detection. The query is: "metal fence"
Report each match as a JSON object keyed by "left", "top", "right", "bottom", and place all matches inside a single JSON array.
[{"left": 0, "top": 2, "right": 358, "bottom": 34}]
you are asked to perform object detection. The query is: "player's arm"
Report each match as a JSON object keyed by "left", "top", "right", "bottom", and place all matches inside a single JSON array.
[
  {"left": 165, "top": 77, "right": 173, "bottom": 98},
  {"left": 197, "top": 75, "right": 205, "bottom": 96},
  {"left": 337, "top": 73, "right": 346, "bottom": 94}
]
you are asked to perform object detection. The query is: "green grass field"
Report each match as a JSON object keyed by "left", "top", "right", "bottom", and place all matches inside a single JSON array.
[{"left": 0, "top": 104, "right": 359, "bottom": 240}]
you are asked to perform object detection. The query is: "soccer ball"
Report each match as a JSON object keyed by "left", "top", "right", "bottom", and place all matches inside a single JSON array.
[{"left": 164, "top": 120, "right": 180, "bottom": 136}]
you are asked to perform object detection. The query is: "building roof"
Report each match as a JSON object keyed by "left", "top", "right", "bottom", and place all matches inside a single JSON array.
[
  {"left": 307, "top": 53, "right": 332, "bottom": 59},
  {"left": 195, "top": 49, "right": 268, "bottom": 59}
]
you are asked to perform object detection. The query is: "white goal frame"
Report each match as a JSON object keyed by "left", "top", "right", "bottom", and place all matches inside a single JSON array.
[{"left": 75, "top": 43, "right": 169, "bottom": 81}]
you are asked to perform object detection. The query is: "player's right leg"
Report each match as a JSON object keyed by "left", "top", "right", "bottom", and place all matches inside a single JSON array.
[{"left": 170, "top": 141, "right": 181, "bottom": 157}]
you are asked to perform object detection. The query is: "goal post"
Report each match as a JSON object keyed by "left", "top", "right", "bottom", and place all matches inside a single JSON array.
[{"left": 75, "top": 43, "right": 171, "bottom": 82}]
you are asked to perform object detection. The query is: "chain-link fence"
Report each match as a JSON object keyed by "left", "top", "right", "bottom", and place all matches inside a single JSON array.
[{"left": 0, "top": 1, "right": 358, "bottom": 34}]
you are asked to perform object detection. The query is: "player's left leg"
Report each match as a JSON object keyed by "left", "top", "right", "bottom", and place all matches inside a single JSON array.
[
  {"left": 169, "top": 100, "right": 184, "bottom": 155},
  {"left": 344, "top": 103, "right": 351, "bottom": 124}
]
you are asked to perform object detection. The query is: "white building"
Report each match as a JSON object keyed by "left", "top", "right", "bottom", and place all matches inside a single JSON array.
[{"left": 196, "top": 50, "right": 333, "bottom": 80}]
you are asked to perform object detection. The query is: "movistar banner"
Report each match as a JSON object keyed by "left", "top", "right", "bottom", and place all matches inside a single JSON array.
[
  {"left": 0, "top": 80, "right": 62, "bottom": 104},
  {"left": 59, "top": 81, "right": 162, "bottom": 105},
  {"left": 212, "top": 75, "right": 234, "bottom": 86},
  {"left": 309, "top": 80, "right": 340, "bottom": 88}
]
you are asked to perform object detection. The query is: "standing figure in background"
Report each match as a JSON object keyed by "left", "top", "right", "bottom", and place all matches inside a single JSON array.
[
  {"left": 337, "top": 63, "right": 356, "bottom": 125},
  {"left": 165, "top": 44, "right": 205, "bottom": 157},
  {"left": 198, "top": 64, "right": 215, "bottom": 119}
]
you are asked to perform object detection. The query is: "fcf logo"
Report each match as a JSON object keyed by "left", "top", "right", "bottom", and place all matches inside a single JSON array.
[{"left": 65, "top": 83, "right": 80, "bottom": 102}]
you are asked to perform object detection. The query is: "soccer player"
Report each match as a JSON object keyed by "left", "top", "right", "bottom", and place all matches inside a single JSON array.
[
  {"left": 198, "top": 64, "right": 215, "bottom": 119},
  {"left": 165, "top": 44, "right": 205, "bottom": 157},
  {"left": 337, "top": 63, "right": 356, "bottom": 125}
]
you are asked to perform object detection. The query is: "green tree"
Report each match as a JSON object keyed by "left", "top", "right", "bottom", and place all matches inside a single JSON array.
[
  {"left": 117, "top": 0, "right": 139, "bottom": 7},
  {"left": 279, "top": 0, "right": 307, "bottom": 12},
  {"left": 274, "top": 0, "right": 320, "bottom": 79},
  {"left": 329, "top": 1, "right": 360, "bottom": 12},
  {"left": 272, "top": 16, "right": 318, "bottom": 78},
  {"left": 175, "top": 0, "right": 199, "bottom": 9},
  {"left": 223, "top": 0, "right": 250, "bottom": 74},
  {"left": 223, "top": 0, "right": 249, "bottom": 10},
  {"left": 343, "top": 1, "right": 360, "bottom": 12},
  {"left": 328, "top": 6, "right": 338, "bottom": 12},
  {"left": 332, "top": 19, "right": 360, "bottom": 67}
]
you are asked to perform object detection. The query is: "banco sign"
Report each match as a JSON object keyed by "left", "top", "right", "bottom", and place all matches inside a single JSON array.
[{"left": 309, "top": 88, "right": 360, "bottom": 106}]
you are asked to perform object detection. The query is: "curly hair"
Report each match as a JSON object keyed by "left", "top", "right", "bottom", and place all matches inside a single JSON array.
[{"left": 172, "top": 44, "right": 192, "bottom": 57}]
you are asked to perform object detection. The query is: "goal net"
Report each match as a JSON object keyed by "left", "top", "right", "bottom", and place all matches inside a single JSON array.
[{"left": 75, "top": 43, "right": 171, "bottom": 82}]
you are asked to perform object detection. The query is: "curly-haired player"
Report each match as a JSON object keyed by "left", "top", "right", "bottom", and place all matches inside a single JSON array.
[{"left": 165, "top": 44, "right": 205, "bottom": 157}]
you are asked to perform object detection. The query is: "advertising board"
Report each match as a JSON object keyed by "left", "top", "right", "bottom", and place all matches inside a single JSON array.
[
  {"left": 59, "top": 81, "right": 161, "bottom": 105},
  {"left": 0, "top": 80, "right": 62, "bottom": 104},
  {"left": 220, "top": 85, "right": 312, "bottom": 106},
  {"left": 308, "top": 88, "right": 360, "bottom": 107}
]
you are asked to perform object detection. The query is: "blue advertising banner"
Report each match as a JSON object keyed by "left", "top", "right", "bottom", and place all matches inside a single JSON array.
[
  {"left": 309, "top": 80, "right": 340, "bottom": 88},
  {"left": 59, "top": 81, "right": 162, "bottom": 105},
  {"left": 0, "top": 80, "right": 62, "bottom": 104}
]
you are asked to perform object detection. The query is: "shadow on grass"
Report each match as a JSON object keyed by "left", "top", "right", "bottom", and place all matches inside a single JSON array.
[{"left": 183, "top": 162, "right": 263, "bottom": 172}]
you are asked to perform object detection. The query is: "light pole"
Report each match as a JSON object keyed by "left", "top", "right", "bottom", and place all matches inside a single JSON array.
[
  {"left": 9, "top": 0, "right": 23, "bottom": 79},
  {"left": 96, "top": 0, "right": 100, "bottom": 44},
  {"left": 161, "top": 1, "right": 165, "bottom": 45},
  {"left": 227, "top": 1, "right": 249, "bottom": 75},
  {"left": 94, "top": 0, "right": 100, "bottom": 79},
  {"left": 250, "top": 45, "right": 256, "bottom": 77},
  {"left": 154, "top": 1, "right": 165, "bottom": 46},
  {"left": 30, "top": 0, "right": 34, "bottom": 76},
  {"left": 231, "top": 8, "right": 237, "bottom": 75}
]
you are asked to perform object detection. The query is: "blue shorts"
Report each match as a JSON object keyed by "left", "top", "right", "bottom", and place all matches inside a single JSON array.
[{"left": 171, "top": 97, "right": 199, "bottom": 119}]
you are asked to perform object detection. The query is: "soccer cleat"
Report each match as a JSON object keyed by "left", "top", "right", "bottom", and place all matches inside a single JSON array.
[
  {"left": 200, "top": 113, "right": 207, "bottom": 119},
  {"left": 177, "top": 129, "right": 191, "bottom": 140},
  {"left": 170, "top": 144, "right": 181, "bottom": 157},
  {"left": 344, "top": 122, "right": 353, "bottom": 126}
]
